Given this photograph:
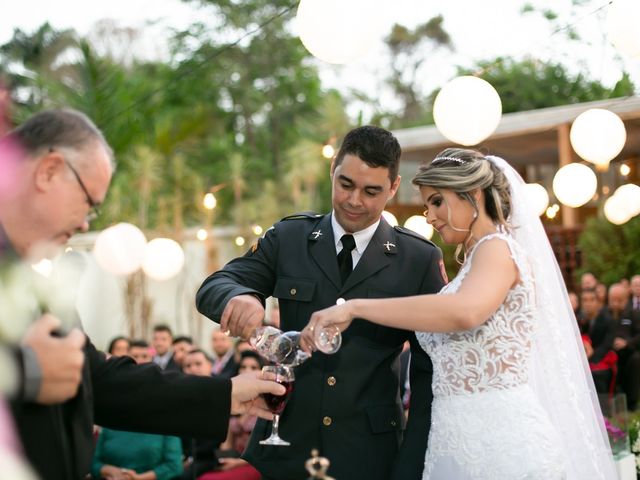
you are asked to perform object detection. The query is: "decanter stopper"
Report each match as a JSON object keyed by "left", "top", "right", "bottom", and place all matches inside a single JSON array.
[{"left": 305, "top": 449, "right": 334, "bottom": 480}]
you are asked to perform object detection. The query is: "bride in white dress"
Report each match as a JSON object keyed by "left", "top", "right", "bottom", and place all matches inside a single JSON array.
[{"left": 303, "top": 148, "right": 616, "bottom": 480}]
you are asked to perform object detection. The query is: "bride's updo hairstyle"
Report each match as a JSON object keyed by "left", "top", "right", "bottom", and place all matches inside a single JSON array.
[{"left": 412, "top": 148, "right": 512, "bottom": 232}]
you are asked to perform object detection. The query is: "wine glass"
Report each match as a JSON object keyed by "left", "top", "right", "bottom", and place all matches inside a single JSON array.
[
  {"left": 313, "top": 324, "right": 342, "bottom": 354},
  {"left": 250, "top": 326, "right": 295, "bottom": 364},
  {"left": 312, "top": 297, "right": 346, "bottom": 354},
  {"left": 260, "top": 364, "right": 295, "bottom": 446}
]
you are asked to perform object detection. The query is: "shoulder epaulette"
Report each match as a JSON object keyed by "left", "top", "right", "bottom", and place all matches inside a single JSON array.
[
  {"left": 280, "top": 212, "right": 323, "bottom": 221},
  {"left": 394, "top": 225, "right": 437, "bottom": 247}
]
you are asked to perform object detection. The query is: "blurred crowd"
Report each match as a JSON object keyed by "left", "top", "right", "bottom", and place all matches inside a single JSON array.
[
  {"left": 92, "top": 301, "right": 281, "bottom": 480},
  {"left": 570, "top": 273, "right": 640, "bottom": 410}
]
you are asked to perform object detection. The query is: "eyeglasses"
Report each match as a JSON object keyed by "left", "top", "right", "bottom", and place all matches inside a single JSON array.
[{"left": 53, "top": 148, "right": 100, "bottom": 222}]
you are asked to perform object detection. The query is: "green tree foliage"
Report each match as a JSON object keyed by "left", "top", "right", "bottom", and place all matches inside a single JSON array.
[
  {"left": 1, "top": 1, "right": 348, "bottom": 232},
  {"left": 460, "top": 57, "right": 635, "bottom": 114},
  {"left": 365, "top": 17, "right": 453, "bottom": 129},
  {"left": 577, "top": 216, "right": 640, "bottom": 285}
]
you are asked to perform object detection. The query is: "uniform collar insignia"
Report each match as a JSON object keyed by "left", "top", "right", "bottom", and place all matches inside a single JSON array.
[
  {"left": 310, "top": 229, "right": 323, "bottom": 241},
  {"left": 383, "top": 241, "right": 397, "bottom": 254}
]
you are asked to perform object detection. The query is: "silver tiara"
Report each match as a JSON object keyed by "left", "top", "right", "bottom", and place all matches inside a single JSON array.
[{"left": 432, "top": 156, "right": 465, "bottom": 165}]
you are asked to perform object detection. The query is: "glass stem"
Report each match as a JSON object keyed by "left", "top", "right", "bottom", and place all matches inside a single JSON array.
[{"left": 271, "top": 414, "right": 281, "bottom": 438}]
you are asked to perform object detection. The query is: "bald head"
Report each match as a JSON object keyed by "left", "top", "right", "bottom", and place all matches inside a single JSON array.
[{"left": 609, "top": 283, "right": 629, "bottom": 314}]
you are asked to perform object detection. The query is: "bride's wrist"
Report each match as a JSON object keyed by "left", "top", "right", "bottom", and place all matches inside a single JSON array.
[{"left": 346, "top": 299, "right": 359, "bottom": 320}]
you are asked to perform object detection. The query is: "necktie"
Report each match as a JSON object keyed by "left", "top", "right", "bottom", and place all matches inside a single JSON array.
[{"left": 337, "top": 234, "right": 356, "bottom": 285}]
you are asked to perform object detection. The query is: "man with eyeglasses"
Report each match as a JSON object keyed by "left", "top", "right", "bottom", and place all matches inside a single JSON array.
[{"left": 0, "top": 108, "right": 284, "bottom": 480}]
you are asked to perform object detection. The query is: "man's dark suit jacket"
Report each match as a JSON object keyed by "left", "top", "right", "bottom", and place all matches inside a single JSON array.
[
  {"left": 585, "top": 307, "right": 616, "bottom": 364},
  {"left": 163, "top": 354, "right": 182, "bottom": 373},
  {"left": 10, "top": 341, "right": 232, "bottom": 480},
  {"left": 196, "top": 213, "right": 445, "bottom": 480},
  {"left": 212, "top": 356, "right": 239, "bottom": 379},
  {"left": 614, "top": 305, "right": 640, "bottom": 350}
]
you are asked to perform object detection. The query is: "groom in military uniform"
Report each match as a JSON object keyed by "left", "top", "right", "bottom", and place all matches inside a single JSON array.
[{"left": 196, "top": 125, "right": 446, "bottom": 479}]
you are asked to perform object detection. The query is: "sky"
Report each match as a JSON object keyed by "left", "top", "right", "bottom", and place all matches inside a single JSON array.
[{"left": 1, "top": 0, "right": 637, "bottom": 117}]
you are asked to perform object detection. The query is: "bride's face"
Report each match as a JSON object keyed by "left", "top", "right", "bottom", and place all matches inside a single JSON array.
[{"left": 421, "top": 186, "right": 476, "bottom": 245}]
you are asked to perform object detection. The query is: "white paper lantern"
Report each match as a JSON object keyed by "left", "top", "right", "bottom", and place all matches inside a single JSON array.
[
  {"left": 433, "top": 76, "right": 502, "bottom": 146},
  {"left": 93, "top": 223, "right": 147, "bottom": 276},
  {"left": 569, "top": 109, "right": 626, "bottom": 168},
  {"left": 552, "top": 163, "right": 597, "bottom": 208},
  {"left": 524, "top": 183, "right": 550, "bottom": 216},
  {"left": 614, "top": 183, "right": 640, "bottom": 217},
  {"left": 606, "top": 0, "right": 640, "bottom": 58},
  {"left": 142, "top": 238, "right": 185, "bottom": 281},
  {"left": 604, "top": 194, "right": 632, "bottom": 225},
  {"left": 381, "top": 210, "right": 398, "bottom": 227},
  {"left": 403, "top": 215, "right": 434, "bottom": 240},
  {"left": 296, "top": 0, "right": 386, "bottom": 64}
]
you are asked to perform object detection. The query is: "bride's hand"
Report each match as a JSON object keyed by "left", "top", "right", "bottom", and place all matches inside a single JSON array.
[{"left": 301, "top": 301, "right": 355, "bottom": 352}]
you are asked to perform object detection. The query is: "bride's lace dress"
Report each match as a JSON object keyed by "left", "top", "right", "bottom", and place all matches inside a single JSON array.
[{"left": 417, "top": 233, "right": 566, "bottom": 480}]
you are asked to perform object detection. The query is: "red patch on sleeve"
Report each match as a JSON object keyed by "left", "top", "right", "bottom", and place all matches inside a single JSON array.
[{"left": 438, "top": 259, "right": 449, "bottom": 284}]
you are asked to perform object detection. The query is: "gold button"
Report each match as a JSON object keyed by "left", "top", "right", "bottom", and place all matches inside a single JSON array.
[
  {"left": 323, "top": 416, "right": 332, "bottom": 426},
  {"left": 327, "top": 376, "right": 336, "bottom": 386},
  {"left": 290, "top": 288, "right": 297, "bottom": 295},
  {"left": 390, "top": 420, "right": 397, "bottom": 427}
]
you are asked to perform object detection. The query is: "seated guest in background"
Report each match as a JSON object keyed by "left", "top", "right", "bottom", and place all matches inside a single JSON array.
[
  {"left": 579, "top": 289, "right": 617, "bottom": 394},
  {"left": 199, "top": 351, "right": 263, "bottom": 480},
  {"left": 183, "top": 349, "right": 213, "bottom": 377},
  {"left": 233, "top": 340, "right": 253, "bottom": 365},
  {"left": 610, "top": 283, "right": 640, "bottom": 410},
  {"left": 596, "top": 282, "right": 608, "bottom": 306},
  {"left": 181, "top": 349, "right": 217, "bottom": 480},
  {"left": 106, "top": 336, "right": 130, "bottom": 358},
  {"left": 129, "top": 340, "right": 153, "bottom": 365},
  {"left": 172, "top": 336, "right": 194, "bottom": 371},
  {"left": 210, "top": 330, "right": 237, "bottom": 379},
  {"left": 91, "top": 344, "right": 183, "bottom": 480},
  {"left": 152, "top": 324, "right": 180, "bottom": 372},
  {"left": 581, "top": 272, "right": 598, "bottom": 293},
  {"left": 630, "top": 275, "right": 640, "bottom": 312},
  {"left": 568, "top": 291, "right": 580, "bottom": 317}
]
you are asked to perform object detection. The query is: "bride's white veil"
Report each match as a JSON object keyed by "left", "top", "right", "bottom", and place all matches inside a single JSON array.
[{"left": 486, "top": 155, "right": 616, "bottom": 479}]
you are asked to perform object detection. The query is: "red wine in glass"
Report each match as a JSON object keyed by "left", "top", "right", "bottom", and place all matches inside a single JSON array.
[
  {"left": 260, "top": 365, "right": 295, "bottom": 446},
  {"left": 262, "top": 379, "right": 294, "bottom": 414}
]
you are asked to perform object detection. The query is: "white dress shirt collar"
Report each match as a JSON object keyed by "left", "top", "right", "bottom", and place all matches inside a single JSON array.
[{"left": 330, "top": 212, "right": 380, "bottom": 267}]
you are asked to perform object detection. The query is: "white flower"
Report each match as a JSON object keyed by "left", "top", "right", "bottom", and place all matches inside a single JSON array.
[
  {"left": 0, "top": 254, "right": 84, "bottom": 343},
  {"left": 0, "top": 447, "right": 37, "bottom": 480}
]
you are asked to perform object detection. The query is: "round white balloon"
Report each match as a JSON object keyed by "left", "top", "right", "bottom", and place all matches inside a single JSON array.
[
  {"left": 381, "top": 210, "right": 398, "bottom": 227},
  {"left": 570, "top": 109, "right": 626, "bottom": 167},
  {"left": 433, "top": 76, "right": 502, "bottom": 146},
  {"left": 295, "top": 0, "right": 387, "bottom": 64},
  {"left": 404, "top": 215, "right": 434, "bottom": 239},
  {"left": 606, "top": 0, "right": 640, "bottom": 58},
  {"left": 614, "top": 183, "right": 640, "bottom": 217},
  {"left": 604, "top": 194, "right": 632, "bottom": 225},
  {"left": 93, "top": 223, "right": 147, "bottom": 276},
  {"left": 142, "top": 238, "right": 185, "bottom": 281},
  {"left": 524, "top": 183, "right": 550, "bottom": 217},
  {"left": 552, "top": 163, "right": 597, "bottom": 208}
]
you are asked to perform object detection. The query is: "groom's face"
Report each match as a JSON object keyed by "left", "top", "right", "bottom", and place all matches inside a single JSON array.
[{"left": 330, "top": 154, "right": 400, "bottom": 234}]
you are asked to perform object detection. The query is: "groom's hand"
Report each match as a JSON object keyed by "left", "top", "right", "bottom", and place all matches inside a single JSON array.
[{"left": 220, "top": 294, "right": 264, "bottom": 339}]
